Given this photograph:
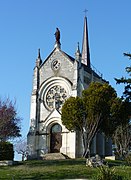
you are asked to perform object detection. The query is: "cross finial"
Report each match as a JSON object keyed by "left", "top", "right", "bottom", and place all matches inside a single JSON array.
[{"left": 84, "top": 9, "right": 88, "bottom": 16}]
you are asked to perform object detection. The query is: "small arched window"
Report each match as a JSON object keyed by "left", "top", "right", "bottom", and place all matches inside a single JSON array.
[{"left": 51, "top": 124, "right": 62, "bottom": 133}]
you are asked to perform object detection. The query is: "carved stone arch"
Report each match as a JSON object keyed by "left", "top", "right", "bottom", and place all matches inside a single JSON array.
[{"left": 39, "top": 77, "right": 72, "bottom": 111}]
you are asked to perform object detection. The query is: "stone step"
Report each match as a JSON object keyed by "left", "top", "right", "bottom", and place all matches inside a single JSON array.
[{"left": 43, "top": 153, "right": 67, "bottom": 160}]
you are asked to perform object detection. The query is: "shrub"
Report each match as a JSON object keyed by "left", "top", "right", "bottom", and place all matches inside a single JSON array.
[
  {"left": 96, "top": 165, "right": 123, "bottom": 180},
  {"left": 0, "top": 141, "right": 14, "bottom": 160},
  {"left": 125, "top": 154, "right": 131, "bottom": 166}
]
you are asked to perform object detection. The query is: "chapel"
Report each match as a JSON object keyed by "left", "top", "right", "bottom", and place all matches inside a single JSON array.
[{"left": 27, "top": 16, "right": 112, "bottom": 159}]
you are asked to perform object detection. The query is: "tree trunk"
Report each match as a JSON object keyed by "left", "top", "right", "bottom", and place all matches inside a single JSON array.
[
  {"left": 82, "top": 130, "right": 92, "bottom": 158},
  {"left": 83, "top": 140, "right": 91, "bottom": 158},
  {"left": 22, "top": 154, "right": 24, "bottom": 161}
]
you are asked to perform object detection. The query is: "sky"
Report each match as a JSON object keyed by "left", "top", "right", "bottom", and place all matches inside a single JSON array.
[{"left": 0, "top": 0, "right": 131, "bottom": 160}]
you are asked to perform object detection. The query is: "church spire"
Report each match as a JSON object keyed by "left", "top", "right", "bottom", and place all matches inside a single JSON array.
[{"left": 81, "top": 15, "right": 91, "bottom": 68}]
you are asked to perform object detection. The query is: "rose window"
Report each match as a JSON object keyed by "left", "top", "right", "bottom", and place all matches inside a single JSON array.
[{"left": 46, "top": 85, "right": 67, "bottom": 110}]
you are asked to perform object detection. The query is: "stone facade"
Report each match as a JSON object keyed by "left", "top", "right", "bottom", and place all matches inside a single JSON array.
[{"left": 27, "top": 16, "right": 112, "bottom": 159}]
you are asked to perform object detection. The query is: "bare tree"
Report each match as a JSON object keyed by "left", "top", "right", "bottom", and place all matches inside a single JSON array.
[
  {"left": 113, "top": 123, "right": 131, "bottom": 159},
  {"left": 15, "top": 139, "right": 27, "bottom": 161}
]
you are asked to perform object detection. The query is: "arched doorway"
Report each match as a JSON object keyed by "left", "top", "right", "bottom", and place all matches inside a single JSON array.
[{"left": 50, "top": 123, "right": 62, "bottom": 153}]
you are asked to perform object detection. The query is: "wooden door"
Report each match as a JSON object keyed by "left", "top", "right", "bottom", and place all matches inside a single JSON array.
[{"left": 50, "top": 124, "right": 62, "bottom": 153}]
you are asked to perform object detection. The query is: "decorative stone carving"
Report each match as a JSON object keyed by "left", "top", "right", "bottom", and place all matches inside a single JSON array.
[{"left": 46, "top": 85, "right": 67, "bottom": 110}]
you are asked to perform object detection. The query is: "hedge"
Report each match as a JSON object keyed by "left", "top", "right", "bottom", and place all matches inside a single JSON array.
[{"left": 0, "top": 141, "right": 14, "bottom": 160}]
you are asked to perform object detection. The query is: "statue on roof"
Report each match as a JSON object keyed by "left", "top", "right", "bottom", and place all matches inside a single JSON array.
[{"left": 54, "top": 28, "right": 60, "bottom": 44}]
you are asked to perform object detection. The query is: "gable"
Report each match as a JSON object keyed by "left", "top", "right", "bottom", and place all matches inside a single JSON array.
[{"left": 39, "top": 48, "right": 75, "bottom": 86}]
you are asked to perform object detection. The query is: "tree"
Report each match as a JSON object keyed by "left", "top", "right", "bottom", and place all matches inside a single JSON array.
[
  {"left": 62, "top": 82, "right": 120, "bottom": 157},
  {"left": 114, "top": 53, "right": 131, "bottom": 159},
  {"left": 111, "top": 99, "right": 131, "bottom": 159},
  {"left": 112, "top": 123, "right": 131, "bottom": 159},
  {"left": 61, "top": 96, "right": 84, "bottom": 131},
  {"left": 15, "top": 138, "right": 28, "bottom": 161},
  {"left": 115, "top": 53, "right": 131, "bottom": 101},
  {"left": 0, "top": 98, "right": 21, "bottom": 142}
]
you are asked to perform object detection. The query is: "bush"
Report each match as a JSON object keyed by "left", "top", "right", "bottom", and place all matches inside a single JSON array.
[
  {"left": 125, "top": 154, "right": 131, "bottom": 166},
  {"left": 96, "top": 165, "right": 123, "bottom": 180},
  {"left": 0, "top": 141, "right": 14, "bottom": 160}
]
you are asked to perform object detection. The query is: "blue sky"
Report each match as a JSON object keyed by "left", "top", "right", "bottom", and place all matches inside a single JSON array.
[{"left": 0, "top": 0, "right": 131, "bottom": 160}]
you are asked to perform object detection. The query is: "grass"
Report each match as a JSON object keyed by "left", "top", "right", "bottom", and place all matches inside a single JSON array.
[{"left": 0, "top": 159, "right": 130, "bottom": 180}]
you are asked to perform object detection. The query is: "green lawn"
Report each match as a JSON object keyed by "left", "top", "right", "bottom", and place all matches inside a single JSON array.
[{"left": 0, "top": 159, "right": 130, "bottom": 180}]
